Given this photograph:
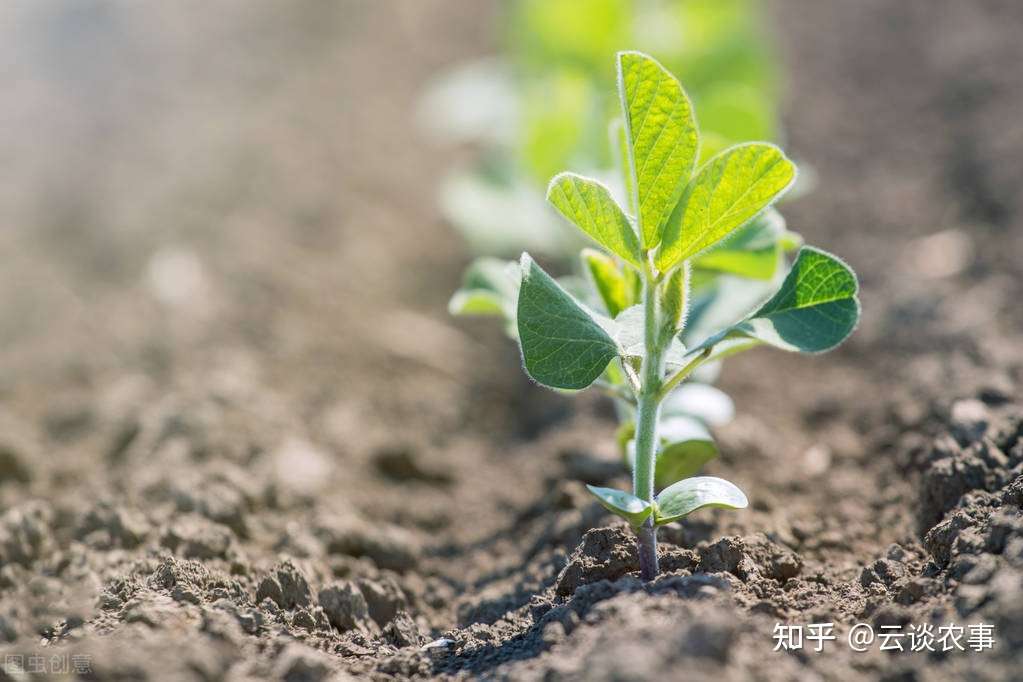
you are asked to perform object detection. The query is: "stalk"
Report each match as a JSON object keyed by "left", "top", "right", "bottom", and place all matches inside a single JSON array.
[{"left": 633, "top": 263, "right": 665, "bottom": 580}]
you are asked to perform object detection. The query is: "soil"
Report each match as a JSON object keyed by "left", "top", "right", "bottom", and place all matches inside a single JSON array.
[{"left": 1, "top": 1, "right": 1022, "bottom": 680}]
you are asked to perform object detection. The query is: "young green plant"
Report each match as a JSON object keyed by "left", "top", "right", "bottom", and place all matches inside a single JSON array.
[{"left": 467, "top": 52, "right": 860, "bottom": 581}]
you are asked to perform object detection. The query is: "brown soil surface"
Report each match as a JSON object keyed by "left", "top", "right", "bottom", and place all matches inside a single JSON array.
[{"left": 1, "top": 1, "right": 1022, "bottom": 680}]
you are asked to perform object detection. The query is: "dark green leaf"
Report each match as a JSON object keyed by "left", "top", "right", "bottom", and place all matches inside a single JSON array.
[
  {"left": 690, "top": 247, "right": 860, "bottom": 357},
  {"left": 517, "top": 254, "right": 620, "bottom": 390}
]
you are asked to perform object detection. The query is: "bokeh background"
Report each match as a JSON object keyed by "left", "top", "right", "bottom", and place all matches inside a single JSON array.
[{"left": 1, "top": 1, "right": 1022, "bottom": 680}]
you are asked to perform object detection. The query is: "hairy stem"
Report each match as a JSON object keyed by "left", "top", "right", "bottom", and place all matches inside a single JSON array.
[
  {"left": 658, "top": 347, "right": 711, "bottom": 401},
  {"left": 633, "top": 263, "right": 665, "bottom": 580}
]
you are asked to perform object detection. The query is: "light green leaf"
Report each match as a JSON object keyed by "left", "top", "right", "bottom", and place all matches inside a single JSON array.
[
  {"left": 660, "top": 262, "right": 689, "bottom": 335},
  {"left": 693, "top": 209, "right": 786, "bottom": 280},
  {"left": 449, "top": 258, "right": 520, "bottom": 332},
  {"left": 655, "top": 417, "right": 718, "bottom": 489},
  {"left": 448, "top": 290, "right": 504, "bottom": 316},
  {"left": 617, "top": 51, "right": 699, "bottom": 248},
  {"left": 656, "top": 143, "right": 796, "bottom": 271},
  {"left": 517, "top": 254, "right": 621, "bottom": 390},
  {"left": 547, "top": 172, "right": 643, "bottom": 269},
  {"left": 654, "top": 476, "right": 748, "bottom": 526},
  {"left": 586, "top": 484, "right": 652, "bottom": 526},
  {"left": 698, "top": 82, "right": 777, "bottom": 143},
  {"left": 696, "top": 247, "right": 777, "bottom": 280},
  {"left": 522, "top": 70, "right": 591, "bottom": 183},
  {"left": 690, "top": 247, "right": 860, "bottom": 356},
  {"left": 582, "top": 248, "right": 629, "bottom": 317},
  {"left": 779, "top": 231, "right": 804, "bottom": 252}
]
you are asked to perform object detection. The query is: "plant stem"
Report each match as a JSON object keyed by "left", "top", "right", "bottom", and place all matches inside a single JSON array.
[
  {"left": 637, "top": 518, "right": 658, "bottom": 581},
  {"left": 633, "top": 263, "right": 665, "bottom": 580},
  {"left": 657, "top": 347, "right": 711, "bottom": 401}
]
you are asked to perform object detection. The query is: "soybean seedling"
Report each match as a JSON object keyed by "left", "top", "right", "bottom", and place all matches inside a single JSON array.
[{"left": 462, "top": 52, "right": 860, "bottom": 580}]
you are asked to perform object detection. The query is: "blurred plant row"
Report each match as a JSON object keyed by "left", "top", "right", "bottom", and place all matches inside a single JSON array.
[{"left": 421, "top": 0, "right": 796, "bottom": 257}]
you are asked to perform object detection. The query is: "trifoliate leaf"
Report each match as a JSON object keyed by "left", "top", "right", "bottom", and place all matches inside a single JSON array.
[
  {"left": 654, "top": 476, "right": 748, "bottom": 526},
  {"left": 617, "top": 51, "right": 698, "bottom": 248},
  {"left": 517, "top": 254, "right": 621, "bottom": 390},
  {"left": 689, "top": 247, "right": 860, "bottom": 357},
  {"left": 585, "top": 484, "right": 652, "bottom": 526},
  {"left": 655, "top": 417, "right": 718, "bottom": 489},
  {"left": 547, "top": 173, "right": 643, "bottom": 269},
  {"left": 582, "top": 248, "right": 629, "bottom": 318},
  {"left": 656, "top": 143, "right": 796, "bottom": 271}
]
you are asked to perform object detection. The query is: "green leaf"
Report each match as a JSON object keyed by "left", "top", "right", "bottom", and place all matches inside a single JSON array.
[
  {"left": 655, "top": 417, "right": 718, "bottom": 489},
  {"left": 620, "top": 416, "right": 718, "bottom": 490},
  {"left": 656, "top": 143, "right": 796, "bottom": 271},
  {"left": 585, "top": 484, "right": 652, "bottom": 526},
  {"left": 654, "top": 476, "right": 748, "bottom": 526},
  {"left": 623, "top": 265, "right": 643, "bottom": 306},
  {"left": 779, "top": 230, "right": 804, "bottom": 252},
  {"left": 582, "top": 248, "right": 629, "bottom": 317},
  {"left": 698, "top": 82, "right": 777, "bottom": 143},
  {"left": 521, "top": 70, "right": 590, "bottom": 183},
  {"left": 449, "top": 258, "right": 521, "bottom": 335},
  {"left": 617, "top": 51, "right": 699, "bottom": 248},
  {"left": 696, "top": 247, "right": 777, "bottom": 281},
  {"left": 517, "top": 253, "right": 621, "bottom": 390},
  {"left": 448, "top": 290, "right": 504, "bottom": 316},
  {"left": 660, "top": 262, "right": 689, "bottom": 335},
  {"left": 547, "top": 173, "right": 643, "bottom": 269},
  {"left": 690, "top": 246, "right": 860, "bottom": 356},
  {"left": 693, "top": 209, "right": 787, "bottom": 280}
]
